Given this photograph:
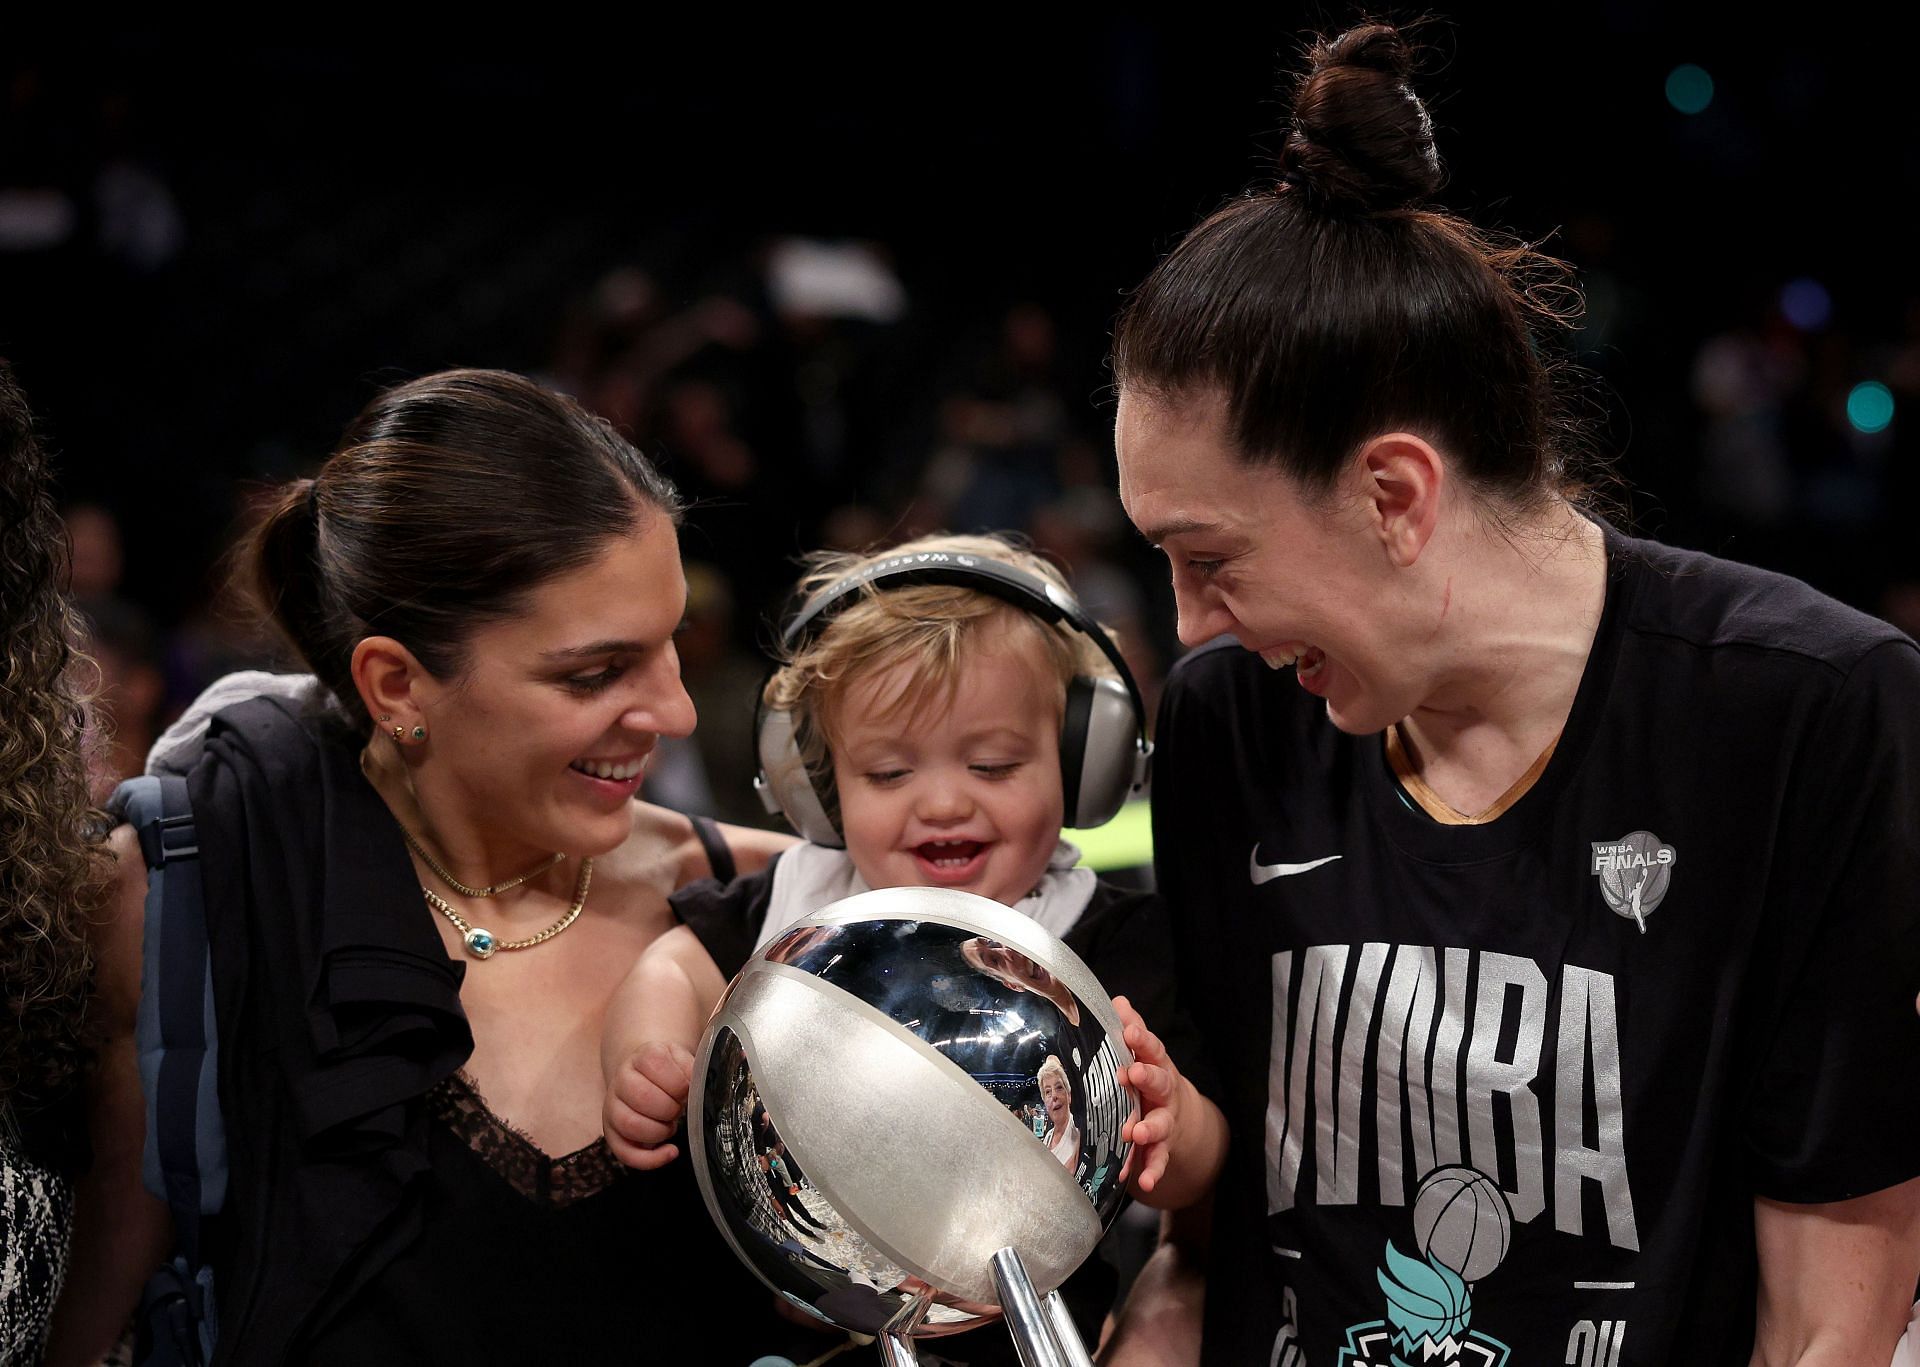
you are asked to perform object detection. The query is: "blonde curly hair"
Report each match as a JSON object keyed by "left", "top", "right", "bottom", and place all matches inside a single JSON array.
[
  {"left": 763, "top": 533, "right": 1114, "bottom": 822},
  {"left": 0, "top": 363, "right": 104, "bottom": 1124}
]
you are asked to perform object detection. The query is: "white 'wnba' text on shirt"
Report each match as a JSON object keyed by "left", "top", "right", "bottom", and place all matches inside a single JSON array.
[{"left": 1266, "top": 943, "right": 1639, "bottom": 1252}]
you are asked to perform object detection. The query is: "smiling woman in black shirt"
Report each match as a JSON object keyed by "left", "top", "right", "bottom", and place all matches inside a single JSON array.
[
  {"left": 54, "top": 369, "right": 796, "bottom": 1365},
  {"left": 1102, "top": 22, "right": 1920, "bottom": 1367}
]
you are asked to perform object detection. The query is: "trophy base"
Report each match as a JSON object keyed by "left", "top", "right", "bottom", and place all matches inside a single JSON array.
[{"left": 876, "top": 1249, "right": 1094, "bottom": 1367}]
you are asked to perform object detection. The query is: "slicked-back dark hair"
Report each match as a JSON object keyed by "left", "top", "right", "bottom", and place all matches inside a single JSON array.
[
  {"left": 245, "top": 368, "right": 683, "bottom": 727},
  {"left": 1114, "top": 23, "right": 1588, "bottom": 506}
]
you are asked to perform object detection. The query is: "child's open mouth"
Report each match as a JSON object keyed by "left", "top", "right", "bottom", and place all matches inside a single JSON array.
[{"left": 913, "top": 838, "right": 989, "bottom": 882}]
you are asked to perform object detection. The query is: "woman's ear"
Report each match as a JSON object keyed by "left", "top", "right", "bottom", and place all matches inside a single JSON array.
[
  {"left": 1357, "top": 432, "right": 1444, "bottom": 568},
  {"left": 351, "top": 636, "right": 432, "bottom": 735}
]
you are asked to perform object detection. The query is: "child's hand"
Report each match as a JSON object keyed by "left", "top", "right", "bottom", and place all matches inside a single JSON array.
[
  {"left": 603, "top": 1040, "right": 695, "bottom": 1170},
  {"left": 1115, "top": 994, "right": 1186, "bottom": 1196}
]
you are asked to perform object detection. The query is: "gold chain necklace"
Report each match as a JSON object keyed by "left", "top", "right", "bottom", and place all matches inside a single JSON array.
[
  {"left": 423, "top": 857, "right": 593, "bottom": 960},
  {"left": 400, "top": 826, "right": 563, "bottom": 898},
  {"left": 360, "top": 749, "right": 584, "bottom": 958}
]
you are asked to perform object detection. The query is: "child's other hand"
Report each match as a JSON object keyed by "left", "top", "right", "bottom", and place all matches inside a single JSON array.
[
  {"left": 1115, "top": 994, "right": 1185, "bottom": 1196},
  {"left": 604, "top": 1040, "right": 695, "bottom": 1170}
]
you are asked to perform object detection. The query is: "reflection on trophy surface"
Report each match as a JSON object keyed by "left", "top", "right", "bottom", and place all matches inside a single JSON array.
[{"left": 690, "top": 886, "right": 1135, "bottom": 1363}]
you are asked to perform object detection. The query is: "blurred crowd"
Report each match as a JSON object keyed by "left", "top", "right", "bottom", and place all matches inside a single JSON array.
[
  {"left": 55, "top": 251, "right": 1175, "bottom": 827},
  {"left": 53, "top": 237, "right": 1920, "bottom": 827},
  {"left": 1684, "top": 287, "right": 1920, "bottom": 630},
  {"left": 11, "top": 34, "right": 1917, "bottom": 823}
]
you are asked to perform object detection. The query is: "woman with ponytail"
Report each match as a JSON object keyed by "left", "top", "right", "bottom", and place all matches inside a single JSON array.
[
  {"left": 1106, "top": 23, "right": 1920, "bottom": 1365},
  {"left": 61, "top": 369, "right": 797, "bottom": 1364}
]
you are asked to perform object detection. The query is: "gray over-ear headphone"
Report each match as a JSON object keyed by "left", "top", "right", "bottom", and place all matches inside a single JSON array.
[{"left": 753, "top": 550, "right": 1153, "bottom": 848}]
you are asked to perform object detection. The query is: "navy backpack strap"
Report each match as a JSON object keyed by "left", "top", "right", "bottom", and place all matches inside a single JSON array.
[
  {"left": 146, "top": 775, "right": 221, "bottom": 1261},
  {"left": 114, "top": 774, "right": 223, "bottom": 1365},
  {"left": 689, "top": 813, "right": 738, "bottom": 884}
]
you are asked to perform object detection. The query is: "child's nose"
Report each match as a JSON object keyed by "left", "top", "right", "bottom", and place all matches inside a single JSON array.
[{"left": 916, "top": 775, "right": 975, "bottom": 822}]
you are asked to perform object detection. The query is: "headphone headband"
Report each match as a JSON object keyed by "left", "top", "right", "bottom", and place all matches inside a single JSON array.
[{"left": 780, "top": 552, "right": 1148, "bottom": 743}]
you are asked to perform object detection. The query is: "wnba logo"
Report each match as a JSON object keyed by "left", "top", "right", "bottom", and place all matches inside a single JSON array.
[{"left": 1590, "top": 831, "right": 1677, "bottom": 934}]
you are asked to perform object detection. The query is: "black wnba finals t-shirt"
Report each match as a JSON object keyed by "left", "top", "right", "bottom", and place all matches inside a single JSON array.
[{"left": 1152, "top": 529, "right": 1920, "bottom": 1366}]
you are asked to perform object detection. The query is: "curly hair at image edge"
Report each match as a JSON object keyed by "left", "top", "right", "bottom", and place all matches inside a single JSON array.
[{"left": 0, "top": 363, "right": 102, "bottom": 1120}]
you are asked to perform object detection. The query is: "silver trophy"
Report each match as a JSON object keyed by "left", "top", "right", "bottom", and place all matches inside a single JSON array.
[{"left": 690, "top": 886, "right": 1135, "bottom": 1366}]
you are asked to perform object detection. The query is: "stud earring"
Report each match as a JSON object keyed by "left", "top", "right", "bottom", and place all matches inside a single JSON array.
[
  {"left": 411, "top": 725, "right": 427, "bottom": 741},
  {"left": 377, "top": 713, "right": 392, "bottom": 723},
  {"left": 392, "top": 725, "right": 407, "bottom": 743}
]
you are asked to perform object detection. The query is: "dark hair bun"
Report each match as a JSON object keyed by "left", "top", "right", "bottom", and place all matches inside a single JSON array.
[{"left": 1279, "top": 23, "right": 1442, "bottom": 212}]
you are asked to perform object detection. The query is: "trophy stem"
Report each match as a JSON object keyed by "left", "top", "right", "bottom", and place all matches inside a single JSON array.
[
  {"left": 1044, "top": 1290, "right": 1096, "bottom": 1367},
  {"left": 877, "top": 1281, "right": 934, "bottom": 1365},
  {"left": 989, "top": 1247, "right": 1072, "bottom": 1367}
]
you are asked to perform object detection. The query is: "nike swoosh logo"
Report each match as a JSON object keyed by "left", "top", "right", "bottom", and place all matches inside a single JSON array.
[{"left": 1249, "top": 846, "right": 1343, "bottom": 885}]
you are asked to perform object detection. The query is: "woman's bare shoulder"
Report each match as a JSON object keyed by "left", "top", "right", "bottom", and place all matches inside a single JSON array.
[
  {"left": 625, "top": 804, "right": 795, "bottom": 890},
  {"left": 710, "top": 822, "right": 794, "bottom": 878}
]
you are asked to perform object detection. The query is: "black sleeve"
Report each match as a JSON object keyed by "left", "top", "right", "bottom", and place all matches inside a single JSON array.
[
  {"left": 1146, "top": 658, "right": 1228, "bottom": 1105},
  {"left": 1743, "top": 639, "right": 1920, "bottom": 1202},
  {"left": 669, "top": 858, "right": 781, "bottom": 981},
  {"left": 1068, "top": 883, "right": 1207, "bottom": 1082}
]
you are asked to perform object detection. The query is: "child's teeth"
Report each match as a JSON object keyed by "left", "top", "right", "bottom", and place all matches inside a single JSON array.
[{"left": 923, "top": 839, "right": 978, "bottom": 868}]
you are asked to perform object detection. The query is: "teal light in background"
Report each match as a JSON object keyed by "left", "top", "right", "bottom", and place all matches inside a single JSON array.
[
  {"left": 1666, "top": 64, "right": 1714, "bottom": 115},
  {"left": 1847, "top": 382, "right": 1895, "bottom": 435}
]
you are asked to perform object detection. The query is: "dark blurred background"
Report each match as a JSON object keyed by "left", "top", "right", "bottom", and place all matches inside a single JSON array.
[{"left": 8, "top": 12, "right": 1918, "bottom": 814}]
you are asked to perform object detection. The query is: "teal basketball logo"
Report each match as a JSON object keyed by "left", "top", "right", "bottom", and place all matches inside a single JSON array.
[{"left": 1338, "top": 1167, "right": 1513, "bottom": 1367}]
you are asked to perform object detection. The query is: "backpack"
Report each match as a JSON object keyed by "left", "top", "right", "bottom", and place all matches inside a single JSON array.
[{"left": 108, "top": 774, "right": 225, "bottom": 1367}]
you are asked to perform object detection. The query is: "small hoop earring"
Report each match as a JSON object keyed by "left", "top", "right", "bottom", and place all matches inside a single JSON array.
[{"left": 377, "top": 713, "right": 392, "bottom": 723}]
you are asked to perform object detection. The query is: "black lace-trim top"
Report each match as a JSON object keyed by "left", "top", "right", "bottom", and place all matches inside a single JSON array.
[
  {"left": 304, "top": 1064, "right": 804, "bottom": 1363},
  {"left": 428, "top": 1071, "right": 622, "bottom": 1208}
]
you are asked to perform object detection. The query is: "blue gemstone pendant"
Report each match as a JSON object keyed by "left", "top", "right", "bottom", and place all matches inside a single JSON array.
[{"left": 463, "top": 927, "right": 497, "bottom": 959}]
